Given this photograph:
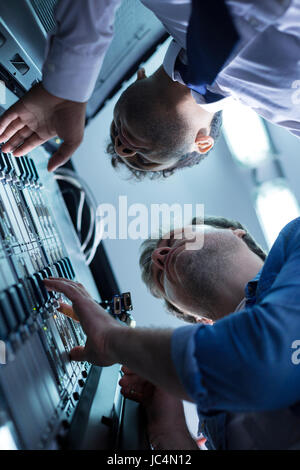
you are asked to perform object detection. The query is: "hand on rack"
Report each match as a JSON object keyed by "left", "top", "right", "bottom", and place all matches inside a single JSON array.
[
  {"left": 44, "top": 277, "right": 122, "bottom": 366},
  {"left": 0, "top": 83, "right": 86, "bottom": 171},
  {"left": 57, "top": 299, "right": 80, "bottom": 322},
  {"left": 45, "top": 277, "right": 189, "bottom": 403}
]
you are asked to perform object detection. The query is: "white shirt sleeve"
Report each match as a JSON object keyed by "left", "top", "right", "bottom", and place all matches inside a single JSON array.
[{"left": 42, "top": 0, "right": 122, "bottom": 102}]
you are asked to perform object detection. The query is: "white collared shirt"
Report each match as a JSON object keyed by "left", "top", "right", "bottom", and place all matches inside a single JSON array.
[{"left": 43, "top": 0, "right": 300, "bottom": 137}]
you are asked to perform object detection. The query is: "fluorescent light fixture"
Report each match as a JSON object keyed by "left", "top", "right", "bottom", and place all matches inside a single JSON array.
[
  {"left": 222, "top": 100, "right": 272, "bottom": 167},
  {"left": 255, "top": 179, "right": 300, "bottom": 247},
  {"left": 0, "top": 425, "right": 18, "bottom": 450}
]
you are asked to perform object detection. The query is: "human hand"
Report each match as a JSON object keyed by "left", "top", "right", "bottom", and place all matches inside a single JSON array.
[
  {"left": 119, "top": 366, "right": 186, "bottom": 435},
  {"left": 57, "top": 298, "right": 82, "bottom": 322},
  {"left": 45, "top": 279, "right": 187, "bottom": 405},
  {"left": 0, "top": 83, "right": 86, "bottom": 171},
  {"left": 44, "top": 278, "right": 123, "bottom": 366},
  {"left": 119, "top": 366, "right": 195, "bottom": 450},
  {"left": 119, "top": 365, "right": 156, "bottom": 404}
]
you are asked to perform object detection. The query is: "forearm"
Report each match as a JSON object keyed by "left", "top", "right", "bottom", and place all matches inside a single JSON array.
[
  {"left": 43, "top": 0, "right": 121, "bottom": 101},
  {"left": 145, "top": 397, "right": 199, "bottom": 450},
  {"left": 149, "top": 430, "right": 199, "bottom": 451},
  {"left": 108, "top": 326, "right": 190, "bottom": 401}
]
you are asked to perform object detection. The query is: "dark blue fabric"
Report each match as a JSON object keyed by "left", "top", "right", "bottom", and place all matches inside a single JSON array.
[
  {"left": 197, "top": 272, "right": 260, "bottom": 449},
  {"left": 175, "top": 56, "right": 224, "bottom": 103},
  {"left": 186, "top": 0, "right": 240, "bottom": 87},
  {"left": 173, "top": 217, "right": 300, "bottom": 416}
]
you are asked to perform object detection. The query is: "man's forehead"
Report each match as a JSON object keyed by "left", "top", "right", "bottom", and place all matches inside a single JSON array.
[{"left": 161, "top": 224, "right": 217, "bottom": 239}]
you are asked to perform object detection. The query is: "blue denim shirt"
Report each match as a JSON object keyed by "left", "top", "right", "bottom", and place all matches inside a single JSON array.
[
  {"left": 172, "top": 218, "right": 300, "bottom": 448},
  {"left": 197, "top": 272, "right": 261, "bottom": 450}
]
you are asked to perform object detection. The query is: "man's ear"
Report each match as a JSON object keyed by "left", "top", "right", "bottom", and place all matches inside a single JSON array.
[
  {"left": 231, "top": 228, "right": 246, "bottom": 238},
  {"left": 136, "top": 68, "right": 147, "bottom": 81},
  {"left": 195, "top": 130, "right": 214, "bottom": 154}
]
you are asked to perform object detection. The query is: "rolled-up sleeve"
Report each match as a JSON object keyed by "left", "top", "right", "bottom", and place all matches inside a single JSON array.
[
  {"left": 42, "top": 0, "right": 121, "bottom": 102},
  {"left": 172, "top": 219, "right": 300, "bottom": 414},
  {"left": 172, "top": 325, "right": 207, "bottom": 403}
]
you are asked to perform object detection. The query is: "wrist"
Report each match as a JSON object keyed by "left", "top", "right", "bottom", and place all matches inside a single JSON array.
[
  {"left": 39, "top": 82, "right": 86, "bottom": 106},
  {"left": 105, "top": 322, "right": 127, "bottom": 365},
  {"left": 147, "top": 416, "right": 188, "bottom": 439},
  {"left": 145, "top": 396, "right": 186, "bottom": 433},
  {"left": 149, "top": 429, "right": 198, "bottom": 451}
]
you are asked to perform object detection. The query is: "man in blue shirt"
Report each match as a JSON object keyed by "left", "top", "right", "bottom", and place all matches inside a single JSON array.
[
  {"left": 44, "top": 217, "right": 300, "bottom": 443},
  {"left": 128, "top": 215, "right": 300, "bottom": 449}
]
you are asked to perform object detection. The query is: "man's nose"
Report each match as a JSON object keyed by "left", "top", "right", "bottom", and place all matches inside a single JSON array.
[
  {"left": 114, "top": 135, "right": 136, "bottom": 157},
  {"left": 151, "top": 247, "right": 171, "bottom": 269}
]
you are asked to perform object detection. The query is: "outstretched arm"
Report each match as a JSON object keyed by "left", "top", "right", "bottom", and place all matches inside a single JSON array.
[
  {"left": 48, "top": 278, "right": 190, "bottom": 400},
  {"left": 47, "top": 220, "right": 300, "bottom": 415},
  {"left": 0, "top": 0, "right": 121, "bottom": 171}
]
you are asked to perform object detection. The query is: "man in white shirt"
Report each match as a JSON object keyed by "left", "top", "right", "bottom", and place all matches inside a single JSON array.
[{"left": 0, "top": 0, "right": 299, "bottom": 174}]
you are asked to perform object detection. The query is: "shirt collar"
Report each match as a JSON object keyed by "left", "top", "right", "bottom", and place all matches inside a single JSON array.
[
  {"left": 244, "top": 270, "right": 262, "bottom": 306},
  {"left": 234, "top": 271, "right": 262, "bottom": 312},
  {"left": 163, "top": 39, "right": 233, "bottom": 112}
]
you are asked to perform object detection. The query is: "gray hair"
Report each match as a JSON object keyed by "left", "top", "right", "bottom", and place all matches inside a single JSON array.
[{"left": 139, "top": 215, "right": 267, "bottom": 323}]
